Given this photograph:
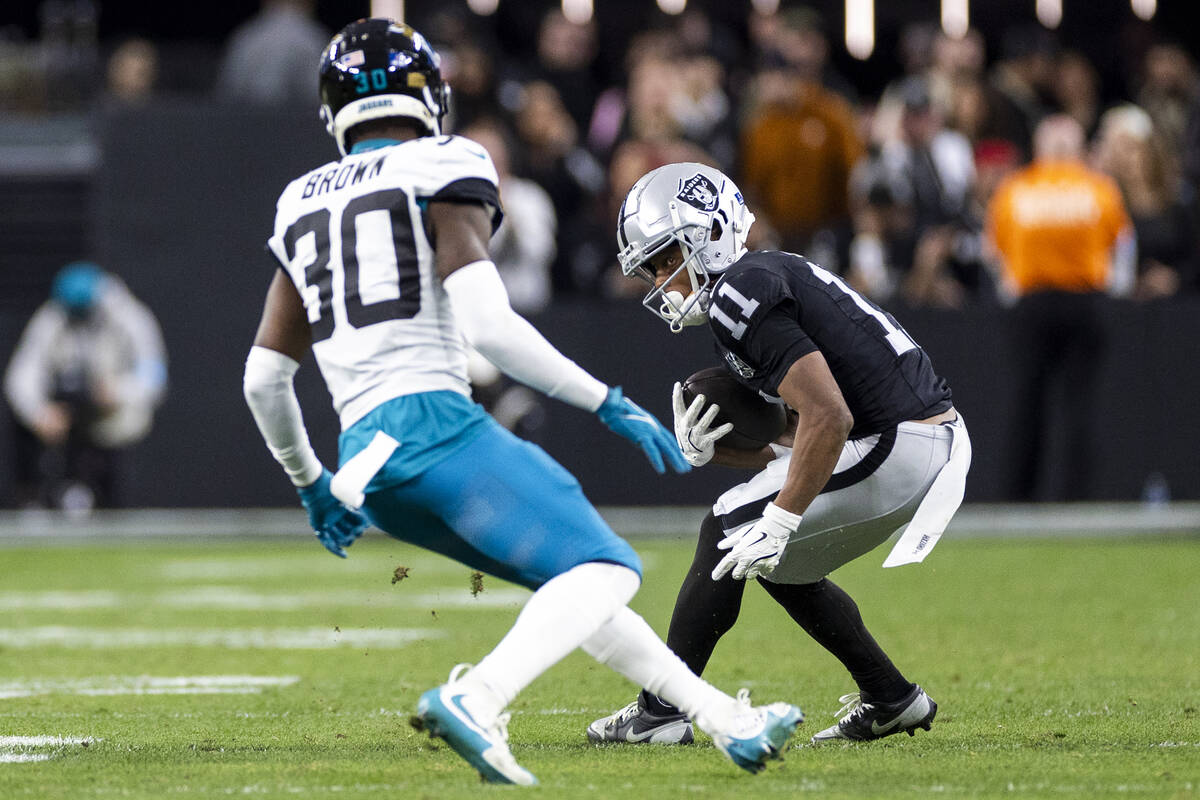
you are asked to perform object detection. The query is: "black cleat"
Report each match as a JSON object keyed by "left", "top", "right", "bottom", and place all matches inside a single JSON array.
[
  {"left": 810, "top": 684, "right": 936, "bottom": 744},
  {"left": 586, "top": 695, "right": 695, "bottom": 744}
]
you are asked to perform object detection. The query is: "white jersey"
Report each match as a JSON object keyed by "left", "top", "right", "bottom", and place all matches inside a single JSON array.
[{"left": 267, "top": 135, "right": 502, "bottom": 429}]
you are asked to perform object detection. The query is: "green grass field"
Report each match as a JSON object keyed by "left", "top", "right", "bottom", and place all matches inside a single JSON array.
[{"left": 1, "top": 527, "right": 1197, "bottom": 798}]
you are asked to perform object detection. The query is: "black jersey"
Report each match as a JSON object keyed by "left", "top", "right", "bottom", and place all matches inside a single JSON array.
[{"left": 707, "top": 251, "right": 952, "bottom": 439}]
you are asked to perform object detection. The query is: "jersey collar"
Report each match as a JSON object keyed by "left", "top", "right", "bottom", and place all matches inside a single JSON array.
[{"left": 349, "top": 138, "right": 402, "bottom": 154}]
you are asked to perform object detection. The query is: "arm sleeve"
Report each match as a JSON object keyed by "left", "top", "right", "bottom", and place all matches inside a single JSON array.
[
  {"left": 243, "top": 346, "right": 323, "bottom": 487},
  {"left": 442, "top": 260, "right": 608, "bottom": 412}
]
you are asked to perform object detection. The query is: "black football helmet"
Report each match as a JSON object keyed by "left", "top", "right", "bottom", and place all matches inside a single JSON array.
[{"left": 318, "top": 19, "right": 451, "bottom": 155}]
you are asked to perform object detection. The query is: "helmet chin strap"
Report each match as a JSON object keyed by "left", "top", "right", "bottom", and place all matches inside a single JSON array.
[{"left": 660, "top": 290, "right": 710, "bottom": 333}]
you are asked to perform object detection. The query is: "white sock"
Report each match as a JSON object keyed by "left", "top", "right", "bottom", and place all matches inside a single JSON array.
[
  {"left": 460, "top": 562, "right": 640, "bottom": 723},
  {"left": 581, "top": 606, "right": 741, "bottom": 734}
]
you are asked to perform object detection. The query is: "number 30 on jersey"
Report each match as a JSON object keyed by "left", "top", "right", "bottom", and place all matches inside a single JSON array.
[{"left": 282, "top": 188, "right": 421, "bottom": 342}]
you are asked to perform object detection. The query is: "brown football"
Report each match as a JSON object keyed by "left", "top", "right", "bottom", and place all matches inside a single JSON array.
[{"left": 680, "top": 366, "right": 788, "bottom": 451}]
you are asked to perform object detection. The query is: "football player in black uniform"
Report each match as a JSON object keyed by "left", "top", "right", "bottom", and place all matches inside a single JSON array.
[{"left": 588, "top": 163, "right": 972, "bottom": 745}]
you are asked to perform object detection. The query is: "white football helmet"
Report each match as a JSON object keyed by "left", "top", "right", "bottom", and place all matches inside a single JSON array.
[{"left": 616, "top": 163, "right": 755, "bottom": 332}]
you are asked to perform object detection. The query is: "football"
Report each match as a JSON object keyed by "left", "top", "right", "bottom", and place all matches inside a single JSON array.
[{"left": 680, "top": 366, "right": 788, "bottom": 450}]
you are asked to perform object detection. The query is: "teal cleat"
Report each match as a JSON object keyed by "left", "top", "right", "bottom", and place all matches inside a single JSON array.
[
  {"left": 415, "top": 664, "right": 537, "bottom": 786},
  {"left": 710, "top": 690, "right": 804, "bottom": 774}
]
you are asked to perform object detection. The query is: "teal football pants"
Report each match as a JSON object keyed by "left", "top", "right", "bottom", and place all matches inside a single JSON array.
[{"left": 360, "top": 418, "right": 641, "bottom": 590}]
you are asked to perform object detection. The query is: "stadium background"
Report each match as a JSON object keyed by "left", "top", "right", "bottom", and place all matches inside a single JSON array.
[{"left": 1, "top": 0, "right": 1198, "bottom": 509}]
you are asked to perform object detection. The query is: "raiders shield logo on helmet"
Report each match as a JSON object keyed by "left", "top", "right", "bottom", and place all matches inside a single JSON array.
[{"left": 676, "top": 173, "right": 720, "bottom": 212}]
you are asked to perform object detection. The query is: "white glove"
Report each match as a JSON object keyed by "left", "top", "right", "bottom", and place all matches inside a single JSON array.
[
  {"left": 712, "top": 502, "right": 803, "bottom": 581},
  {"left": 672, "top": 382, "right": 735, "bottom": 467}
]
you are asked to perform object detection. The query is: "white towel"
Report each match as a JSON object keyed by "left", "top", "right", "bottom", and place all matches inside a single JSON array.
[{"left": 882, "top": 414, "right": 972, "bottom": 567}]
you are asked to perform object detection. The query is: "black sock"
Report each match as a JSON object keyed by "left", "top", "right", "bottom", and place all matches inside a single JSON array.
[
  {"left": 758, "top": 577, "right": 913, "bottom": 703},
  {"left": 643, "top": 512, "right": 746, "bottom": 716}
]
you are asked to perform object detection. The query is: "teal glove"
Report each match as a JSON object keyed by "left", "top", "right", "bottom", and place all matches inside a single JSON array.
[
  {"left": 297, "top": 469, "right": 368, "bottom": 558},
  {"left": 596, "top": 386, "right": 691, "bottom": 474}
]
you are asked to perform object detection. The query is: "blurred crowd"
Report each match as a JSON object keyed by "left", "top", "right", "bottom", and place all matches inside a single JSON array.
[
  {"left": 422, "top": 5, "right": 1200, "bottom": 312},
  {"left": 3, "top": 1, "right": 1198, "bottom": 507},
  {"left": 2, "top": 0, "right": 1198, "bottom": 313}
]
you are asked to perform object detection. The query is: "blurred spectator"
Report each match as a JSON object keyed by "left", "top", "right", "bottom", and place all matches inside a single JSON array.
[
  {"left": 869, "top": 21, "right": 939, "bottom": 146},
  {"left": 667, "top": 12, "right": 739, "bottom": 169},
  {"left": 674, "top": 6, "right": 743, "bottom": 74},
  {"left": 589, "top": 29, "right": 734, "bottom": 169},
  {"left": 215, "top": 0, "right": 329, "bottom": 105},
  {"left": 4, "top": 262, "right": 167, "bottom": 512},
  {"left": 588, "top": 30, "right": 681, "bottom": 159},
  {"left": 99, "top": 37, "right": 158, "bottom": 110},
  {"left": 858, "top": 76, "right": 977, "bottom": 307},
  {"left": 606, "top": 47, "right": 717, "bottom": 214},
  {"left": 670, "top": 54, "right": 737, "bottom": 169},
  {"left": 739, "top": 12, "right": 863, "bottom": 256},
  {"left": 945, "top": 74, "right": 1027, "bottom": 160},
  {"left": 459, "top": 117, "right": 557, "bottom": 434},
  {"left": 881, "top": 77, "right": 976, "bottom": 230},
  {"left": 605, "top": 47, "right": 718, "bottom": 294},
  {"left": 533, "top": 9, "right": 600, "bottom": 134},
  {"left": 1052, "top": 50, "right": 1102, "bottom": 139},
  {"left": 1135, "top": 42, "right": 1199, "bottom": 169},
  {"left": 441, "top": 38, "right": 503, "bottom": 132},
  {"left": 512, "top": 80, "right": 608, "bottom": 297},
  {"left": 986, "top": 115, "right": 1134, "bottom": 501},
  {"left": 844, "top": 167, "right": 913, "bottom": 302},
  {"left": 989, "top": 24, "right": 1059, "bottom": 158},
  {"left": 970, "top": 137, "right": 1022, "bottom": 228},
  {"left": 957, "top": 137, "right": 1021, "bottom": 297},
  {"left": 928, "top": 29, "right": 986, "bottom": 114},
  {"left": 1092, "top": 104, "right": 1198, "bottom": 298},
  {"left": 898, "top": 21, "right": 940, "bottom": 77},
  {"left": 749, "top": 7, "right": 857, "bottom": 104},
  {"left": 461, "top": 118, "right": 556, "bottom": 314}
]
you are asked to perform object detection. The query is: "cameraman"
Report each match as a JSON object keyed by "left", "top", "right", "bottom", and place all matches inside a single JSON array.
[{"left": 4, "top": 262, "right": 167, "bottom": 511}]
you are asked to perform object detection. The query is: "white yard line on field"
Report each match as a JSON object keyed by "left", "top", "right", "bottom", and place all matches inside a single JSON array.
[
  {"left": 0, "top": 591, "right": 121, "bottom": 610},
  {"left": 160, "top": 585, "right": 528, "bottom": 610},
  {"left": 158, "top": 554, "right": 473, "bottom": 580},
  {"left": 0, "top": 675, "right": 299, "bottom": 699},
  {"left": 0, "top": 736, "right": 95, "bottom": 764},
  {"left": 0, "top": 736, "right": 93, "bottom": 746},
  {"left": 0, "top": 627, "right": 444, "bottom": 649},
  {"left": 0, "top": 586, "right": 529, "bottom": 611}
]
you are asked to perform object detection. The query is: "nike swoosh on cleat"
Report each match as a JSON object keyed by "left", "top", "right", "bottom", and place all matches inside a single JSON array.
[
  {"left": 870, "top": 716, "right": 906, "bottom": 735},
  {"left": 870, "top": 696, "right": 929, "bottom": 735},
  {"left": 623, "top": 723, "right": 683, "bottom": 743},
  {"left": 447, "top": 693, "right": 488, "bottom": 737}
]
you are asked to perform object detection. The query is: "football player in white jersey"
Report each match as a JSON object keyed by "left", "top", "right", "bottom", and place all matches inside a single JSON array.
[
  {"left": 242, "top": 20, "right": 803, "bottom": 786},
  {"left": 588, "top": 163, "right": 971, "bottom": 747}
]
